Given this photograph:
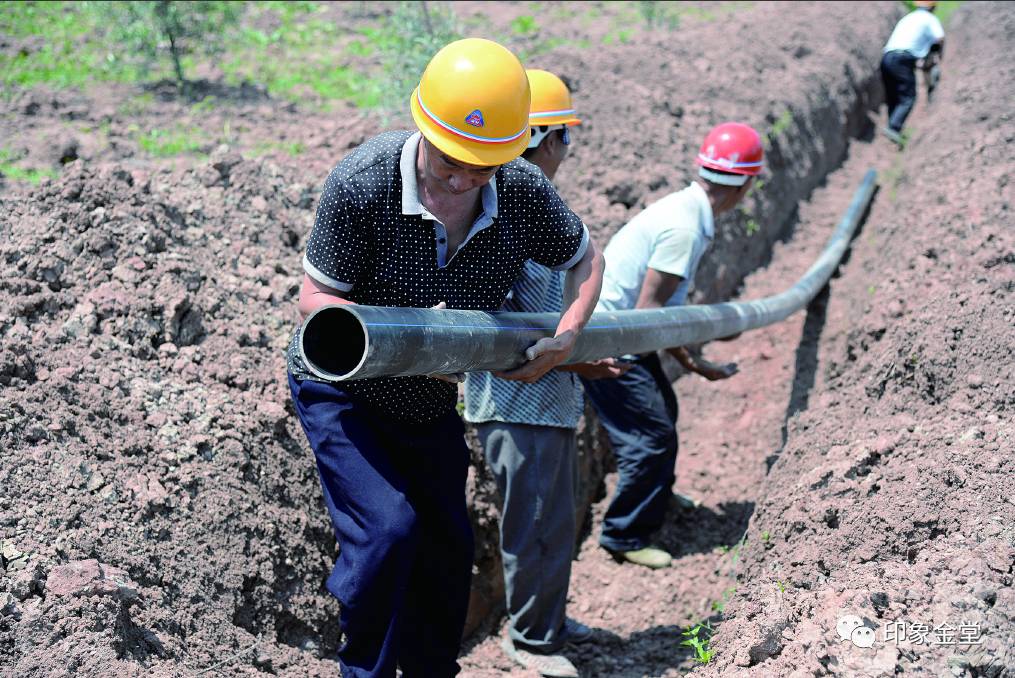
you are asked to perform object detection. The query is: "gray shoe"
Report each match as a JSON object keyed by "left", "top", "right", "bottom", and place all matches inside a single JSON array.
[
  {"left": 501, "top": 637, "right": 579, "bottom": 677},
  {"left": 881, "top": 126, "right": 904, "bottom": 146},
  {"left": 563, "top": 617, "right": 594, "bottom": 644}
]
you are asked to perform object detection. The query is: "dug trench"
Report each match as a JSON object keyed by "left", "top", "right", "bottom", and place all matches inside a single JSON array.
[
  {"left": 463, "top": 3, "right": 1013, "bottom": 676},
  {"left": 5, "top": 2, "right": 1008, "bottom": 677}
]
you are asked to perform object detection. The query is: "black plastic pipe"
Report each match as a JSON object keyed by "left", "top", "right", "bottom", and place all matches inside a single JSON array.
[{"left": 300, "top": 169, "right": 877, "bottom": 381}]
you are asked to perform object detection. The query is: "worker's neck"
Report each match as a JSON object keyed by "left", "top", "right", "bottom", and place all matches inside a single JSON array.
[
  {"left": 696, "top": 178, "right": 729, "bottom": 217},
  {"left": 530, "top": 151, "right": 557, "bottom": 182}
]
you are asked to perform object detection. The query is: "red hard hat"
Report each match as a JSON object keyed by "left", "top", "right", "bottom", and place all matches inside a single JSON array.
[{"left": 696, "top": 122, "right": 764, "bottom": 183}]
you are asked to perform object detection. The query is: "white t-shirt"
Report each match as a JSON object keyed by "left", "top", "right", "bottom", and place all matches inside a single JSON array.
[
  {"left": 597, "top": 182, "right": 714, "bottom": 312},
  {"left": 884, "top": 9, "right": 944, "bottom": 59}
]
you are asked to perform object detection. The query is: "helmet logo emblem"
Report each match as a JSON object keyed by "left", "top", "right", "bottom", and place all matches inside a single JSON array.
[{"left": 465, "top": 109, "right": 485, "bottom": 128}]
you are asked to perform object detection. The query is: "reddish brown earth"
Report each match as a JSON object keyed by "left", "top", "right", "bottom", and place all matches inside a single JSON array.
[
  {"left": 691, "top": 4, "right": 1015, "bottom": 676},
  {"left": 3, "top": 2, "right": 1010, "bottom": 677}
]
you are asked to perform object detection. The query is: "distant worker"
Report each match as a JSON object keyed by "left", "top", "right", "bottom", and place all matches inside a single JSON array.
[
  {"left": 286, "top": 39, "right": 604, "bottom": 678},
  {"left": 881, "top": 0, "right": 945, "bottom": 145},
  {"left": 581, "top": 123, "right": 764, "bottom": 570},
  {"left": 465, "top": 69, "right": 626, "bottom": 678}
]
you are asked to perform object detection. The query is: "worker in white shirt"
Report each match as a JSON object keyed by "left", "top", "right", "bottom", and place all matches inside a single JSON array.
[
  {"left": 580, "top": 122, "right": 763, "bottom": 570},
  {"left": 880, "top": 0, "right": 945, "bottom": 145}
]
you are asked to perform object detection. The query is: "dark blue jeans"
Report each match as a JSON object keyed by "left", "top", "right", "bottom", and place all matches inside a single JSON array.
[
  {"left": 881, "top": 50, "right": 918, "bottom": 132},
  {"left": 288, "top": 374, "right": 474, "bottom": 678},
  {"left": 581, "top": 353, "right": 678, "bottom": 552}
]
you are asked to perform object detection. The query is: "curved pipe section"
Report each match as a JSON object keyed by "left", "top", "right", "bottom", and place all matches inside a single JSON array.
[{"left": 300, "top": 169, "right": 877, "bottom": 381}]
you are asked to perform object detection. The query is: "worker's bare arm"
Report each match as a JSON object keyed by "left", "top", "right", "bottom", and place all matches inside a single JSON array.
[
  {"left": 635, "top": 267, "right": 738, "bottom": 380},
  {"left": 635, "top": 267, "right": 683, "bottom": 310},
  {"left": 666, "top": 345, "right": 738, "bottom": 381},
  {"left": 297, "top": 273, "right": 354, "bottom": 319}
]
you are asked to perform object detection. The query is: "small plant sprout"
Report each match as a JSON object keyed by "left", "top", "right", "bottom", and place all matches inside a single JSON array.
[
  {"left": 761, "top": 530, "right": 771, "bottom": 542},
  {"left": 681, "top": 620, "right": 715, "bottom": 664},
  {"left": 510, "top": 14, "right": 538, "bottom": 35}
]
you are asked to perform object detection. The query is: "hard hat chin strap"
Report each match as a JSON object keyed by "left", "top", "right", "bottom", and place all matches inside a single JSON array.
[{"left": 699, "top": 166, "right": 749, "bottom": 187}]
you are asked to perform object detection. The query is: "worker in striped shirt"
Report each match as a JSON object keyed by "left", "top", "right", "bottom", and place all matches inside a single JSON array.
[{"left": 464, "top": 70, "right": 626, "bottom": 678}]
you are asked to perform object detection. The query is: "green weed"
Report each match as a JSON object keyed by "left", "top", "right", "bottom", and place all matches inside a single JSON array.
[
  {"left": 764, "top": 109, "right": 793, "bottom": 149},
  {"left": 189, "top": 95, "right": 219, "bottom": 114},
  {"left": 637, "top": 1, "right": 680, "bottom": 29},
  {"left": 118, "top": 93, "right": 157, "bottom": 117},
  {"left": 137, "top": 126, "right": 208, "bottom": 156},
  {"left": 737, "top": 205, "right": 761, "bottom": 237},
  {"left": 882, "top": 158, "right": 906, "bottom": 202},
  {"left": 0, "top": 148, "right": 59, "bottom": 184},
  {"left": 516, "top": 37, "right": 570, "bottom": 62},
  {"left": 250, "top": 140, "right": 306, "bottom": 157},
  {"left": 681, "top": 621, "right": 715, "bottom": 664},
  {"left": 602, "top": 28, "right": 634, "bottom": 45},
  {"left": 510, "top": 14, "right": 538, "bottom": 35}
]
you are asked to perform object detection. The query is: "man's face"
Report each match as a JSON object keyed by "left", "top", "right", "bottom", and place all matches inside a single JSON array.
[
  {"left": 421, "top": 139, "right": 499, "bottom": 196},
  {"left": 549, "top": 129, "right": 570, "bottom": 167}
]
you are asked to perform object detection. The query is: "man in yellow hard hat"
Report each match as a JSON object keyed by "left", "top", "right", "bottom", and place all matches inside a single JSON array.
[
  {"left": 880, "top": 0, "right": 945, "bottom": 145},
  {"left": 464, "top": 69, "right": 624, "bottom": 678},
  {"left": 285, "top": 40, "right": 604, "bottom": 678}
]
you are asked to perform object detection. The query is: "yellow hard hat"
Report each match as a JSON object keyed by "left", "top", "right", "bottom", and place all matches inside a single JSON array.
[
  {"left": 526, "top": 69, "right": 582, "bottom": 127},
  {"left": 410, "top": 38, "right": 531, "bottom": 167}
]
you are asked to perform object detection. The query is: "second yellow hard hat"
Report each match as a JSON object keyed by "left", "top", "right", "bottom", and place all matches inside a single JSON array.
[{"left": 526, "top": 69, "right": 582, "bottom": 127}]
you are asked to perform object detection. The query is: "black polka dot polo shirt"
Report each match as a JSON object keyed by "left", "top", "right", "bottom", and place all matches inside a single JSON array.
[{"left": 286, "top": 130, "right": 590, "bottom": 424}]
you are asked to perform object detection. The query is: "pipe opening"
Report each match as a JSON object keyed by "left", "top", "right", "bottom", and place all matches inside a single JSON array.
[{"left": 300, "top": 306, "right": 367, "bottom": 380}]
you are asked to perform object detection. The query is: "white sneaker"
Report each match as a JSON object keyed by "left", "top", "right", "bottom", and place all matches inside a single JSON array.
[{"left": 501, "top": 637, "right": 579, "bottom": 678}]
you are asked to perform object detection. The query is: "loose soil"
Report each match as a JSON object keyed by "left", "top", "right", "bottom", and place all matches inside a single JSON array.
[{"left": 2, "top": 2, "right": 1010, "bottom": 678}]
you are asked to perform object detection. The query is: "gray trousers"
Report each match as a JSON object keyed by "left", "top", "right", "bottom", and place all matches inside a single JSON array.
[{"left": 475, "top": 421, "right": 578, "bottom": 654}]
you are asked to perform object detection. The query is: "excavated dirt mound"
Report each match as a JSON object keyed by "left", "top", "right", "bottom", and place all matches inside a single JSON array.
[{"left": 12, "top": 1, "right": 1005, "bottom": 676}]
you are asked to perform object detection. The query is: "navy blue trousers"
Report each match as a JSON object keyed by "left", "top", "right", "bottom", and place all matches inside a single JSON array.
[
  {"left": 288, "top": 374, "right": 474, "bottom": 678},
  {"left": 881, "top": 50, "right": 918, "bottom": 132},
  {"left": 581, "top": 353, "right": 679, "bottom": 552}
]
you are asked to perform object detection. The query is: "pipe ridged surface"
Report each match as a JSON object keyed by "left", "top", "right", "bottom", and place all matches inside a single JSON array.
[{"left": 300, "top": 169, "right": 877, "bottom": 381}]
